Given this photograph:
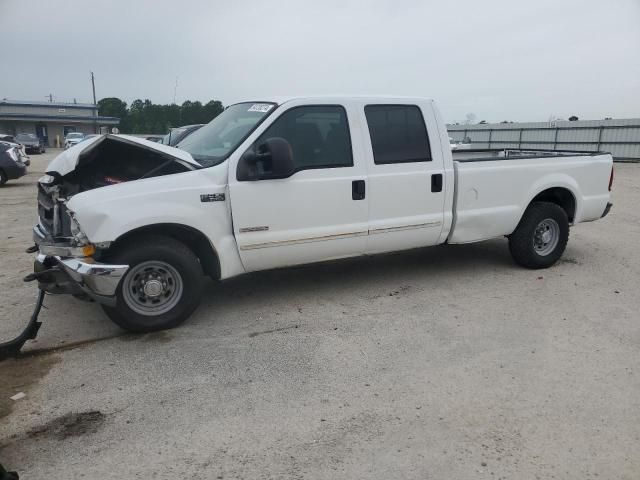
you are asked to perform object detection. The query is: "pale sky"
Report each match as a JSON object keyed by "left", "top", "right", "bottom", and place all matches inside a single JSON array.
[{"left": 1, "top": 0, "right": 639, "bottom": 123}]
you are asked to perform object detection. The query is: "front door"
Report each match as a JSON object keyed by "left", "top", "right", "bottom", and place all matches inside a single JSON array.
[
  {"left": 362, "top": 103, "right": 446, "bottom": 254},
  {"left": 228, "top": 104, "right": 369, "bottom": 272}
]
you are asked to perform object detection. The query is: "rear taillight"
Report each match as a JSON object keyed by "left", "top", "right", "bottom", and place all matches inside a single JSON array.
[{"left": 608, "top": 166, "right": 614, "bottom": 192}]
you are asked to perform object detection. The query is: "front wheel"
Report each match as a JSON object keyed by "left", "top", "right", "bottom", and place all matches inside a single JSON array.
[
  {"left": 508, "top": 201, "right": 569, "bottom": 269},
  {"left": 102, "top": 235, "right": 204, "bottom": 332}
]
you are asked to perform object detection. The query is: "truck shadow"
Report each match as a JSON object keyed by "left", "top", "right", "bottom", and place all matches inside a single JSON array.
[
  {"left": 194, "top": 238, "right": 515, "bottom": 324},
  {"left": 17, "top": 239, "right": 512, "bottom": 352}
]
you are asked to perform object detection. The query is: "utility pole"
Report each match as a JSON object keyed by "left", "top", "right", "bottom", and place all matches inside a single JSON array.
[
  {"left": 173, "top": 76, "right": 178, "bottom": 104},
  {"left": 90, "top": 71, "right": 98, "bottom": 133},
  {"left": 90, "top": 71, "right": 97, "bottom": 105}
]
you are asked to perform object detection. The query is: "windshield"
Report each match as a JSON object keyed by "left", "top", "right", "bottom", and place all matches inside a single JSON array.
[
  {"left": 67, "top": 132, "right": 84, "bottom": 139},
  {"left": 17, "top": 133, "right": 37, "bottom": 141},
  {"left": 177, "top": 102, "right": 276, "bottom": 167}
]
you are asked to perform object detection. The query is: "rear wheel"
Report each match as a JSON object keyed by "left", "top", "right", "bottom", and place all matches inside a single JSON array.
[
  {"left": 0, "top": 170, "right": 7, "bottom": 186},
  {"left": 102, "top": 235, "right": 204, "bottom": 332},
  {"left": 508, "top": 201, "right": 569, "bottom": 269}
]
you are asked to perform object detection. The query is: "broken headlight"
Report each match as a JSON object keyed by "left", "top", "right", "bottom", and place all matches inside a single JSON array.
[
  {"left": 68, "top": 211, "right": 89, "bottom": 245},
  {"left": 39, "top": 174, "right": 56, "bottom": 185}
]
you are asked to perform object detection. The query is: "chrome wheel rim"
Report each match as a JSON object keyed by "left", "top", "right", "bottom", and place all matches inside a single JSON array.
[
  {"left": 533, "top": 218, "right": 560, "bottom": 256},
  {"left": 122, "top": 261, "right": 183, "bottom": 316}
]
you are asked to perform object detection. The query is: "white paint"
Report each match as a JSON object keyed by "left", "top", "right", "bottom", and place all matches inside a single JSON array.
[
  {"left": 46, "top": 96, "right": 612, "bottom": 281},
  {"left": 47, "top": 134, "right": 200, "bottom": 176},
  {"left": 449, "top": 153, "right": 612, "bottom": 243}
]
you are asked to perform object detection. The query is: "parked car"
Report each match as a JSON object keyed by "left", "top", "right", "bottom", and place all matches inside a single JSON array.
[
  {"left": 0, "top": 137, "right": 30, "bottom": 166},
  {"left": 0, "top": 142, "right": 28, "bottom": 185},
  {"left": 449, "top": 136, "right": 472, "bottom": 151},
  {"left": 161, "top": 124, "right": 204, "bottom": 147},
  {"left": 64, "top": 132, "right": 85, "bottom": 149},
  {"left": 79, "top": 134, "right": 100, "bottom": 143},
  {"left": 15, "top": 132, "right": 46, "bottom": 154},
  {"left": 29, "top": 97, "right": 613, "bottom": 334}
]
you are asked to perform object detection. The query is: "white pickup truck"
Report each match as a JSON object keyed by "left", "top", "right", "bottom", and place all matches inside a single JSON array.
[{"left": 29, "top": 97, "right": 614, "bottom": 333}]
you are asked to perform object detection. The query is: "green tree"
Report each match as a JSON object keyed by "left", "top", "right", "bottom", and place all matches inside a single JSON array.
[
  {"left": 98, "top": 97, "right": 129, "bottom": 131},
  {"left": 98, "top": 97, "right": 127, "bottom": 118},
  {"left": 203, "top": 100, "right": 224, "bottom": 122},
  {"left": 98, "top": 97, "right": 225, "bottom": 134}
]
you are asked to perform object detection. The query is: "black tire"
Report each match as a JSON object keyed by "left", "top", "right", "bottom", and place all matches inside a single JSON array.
[
  {"left": 102, "top": 235, "right": 204, "bottom": 332},
  {"left": 0, "top": 170, "right": 7, "bottom": 186},
  {"left": 508, "top": 201, "right": 569, "bottom": 269}
]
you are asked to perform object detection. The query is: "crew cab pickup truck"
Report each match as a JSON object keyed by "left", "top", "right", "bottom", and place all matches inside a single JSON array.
[{"left": 29, "top": 97, "right": 614, "bottom": 333}]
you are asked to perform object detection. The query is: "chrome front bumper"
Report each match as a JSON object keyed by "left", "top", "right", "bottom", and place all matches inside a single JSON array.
[{"left": 33, "top": 253, "right": 129, "bottom": 306}]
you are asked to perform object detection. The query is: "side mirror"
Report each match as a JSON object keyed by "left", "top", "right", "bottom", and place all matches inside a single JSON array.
[{"left": 237, "top": 137, "right": 294, "bottom": 181}]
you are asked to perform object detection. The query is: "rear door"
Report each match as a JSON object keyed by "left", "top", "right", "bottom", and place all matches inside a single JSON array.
[
  {"left": 361, "top": 101, "right": 446, "bottom": 253},
  {"left": 228, "top": 101, "right": 369, "bottom": 272}
]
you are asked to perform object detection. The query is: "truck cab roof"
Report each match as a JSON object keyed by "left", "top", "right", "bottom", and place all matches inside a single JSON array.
[{"left": 230, "top": 96, "right": 436, "bottom": 107}]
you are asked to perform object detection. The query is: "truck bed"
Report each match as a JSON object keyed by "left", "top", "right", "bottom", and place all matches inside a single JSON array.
[
  {"left": 448, "top": 150, "right": 613, "bottom": 244},
  {"left": 452, "top": 148, "right": 607, "bottom": 162}
]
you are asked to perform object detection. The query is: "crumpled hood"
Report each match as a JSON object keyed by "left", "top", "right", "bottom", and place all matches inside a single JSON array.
[{"left": 47, "top": 134, "right": 200, "bottom": 176}]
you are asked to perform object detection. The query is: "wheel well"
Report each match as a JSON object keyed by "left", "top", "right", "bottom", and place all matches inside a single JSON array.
[
  {"left": 109, "top": 224, "right": 220, "bottom": 280},
  {"left": 531, "top": 187, "right": 576, "bottom": 222}
]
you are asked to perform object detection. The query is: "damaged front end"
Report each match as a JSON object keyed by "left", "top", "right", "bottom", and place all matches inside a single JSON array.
[
  {"left": 30, "top": 134, "right": 199, "bottom": 301},
  {"left": 1, "top": 135, "right": 199, "bottom": 359},
  {"left": 30, "top": 171, "right": 129, "bottom": 305}
]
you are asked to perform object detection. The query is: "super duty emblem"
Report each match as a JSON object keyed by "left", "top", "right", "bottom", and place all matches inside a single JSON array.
[{"left": 200, "top": 193, "right": 225, "bottom": 202}]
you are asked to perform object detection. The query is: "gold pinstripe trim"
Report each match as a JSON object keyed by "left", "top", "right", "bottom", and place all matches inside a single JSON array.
[
  {"left": 369, "top": 221, "right": 442, "bottom": 235},
  {"left": 239, "top": 230, "right": 368, "bottom": 251},
  {"left": 239, "top": 221, "right": 442, "bottom": 251}
]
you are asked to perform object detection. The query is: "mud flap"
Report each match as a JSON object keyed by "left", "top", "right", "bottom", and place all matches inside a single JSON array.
[{"left": 0, "top": 290, "right": 45, "bottom": 361}]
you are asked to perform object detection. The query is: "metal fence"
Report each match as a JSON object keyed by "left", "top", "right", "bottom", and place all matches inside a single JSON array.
[{"left": 447, "top": 118, "right": 640, "bottom": 161}]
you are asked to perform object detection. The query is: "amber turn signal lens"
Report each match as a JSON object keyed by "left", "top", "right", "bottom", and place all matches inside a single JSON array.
[{"left": 82, "top": 244, "right": 96, "bottom": 257}]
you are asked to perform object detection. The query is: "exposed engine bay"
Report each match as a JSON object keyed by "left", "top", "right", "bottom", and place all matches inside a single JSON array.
[
  {"left": 54, "top": 135, "right": 196, "bottom": 194},
  {"left": 37, "top": 135, "right": 198, "bottom": 239}
]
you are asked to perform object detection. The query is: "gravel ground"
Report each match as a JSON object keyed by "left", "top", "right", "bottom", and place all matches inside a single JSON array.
[{"left": 1, "top": 150, "right": 639, "bottom": 479}]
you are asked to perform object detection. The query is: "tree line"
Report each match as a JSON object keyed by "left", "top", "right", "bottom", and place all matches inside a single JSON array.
[
  {"left": 452, "top": 112, "right": 584, "bottom": 126},
  {"left": 97, "top": 97, "right": 224, "bottom": 134}
]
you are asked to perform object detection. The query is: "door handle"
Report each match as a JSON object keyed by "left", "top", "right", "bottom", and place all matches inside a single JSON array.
[
  {"left": 431, "top": 174, "right": 443, "bottom": 193},
  {"left": 352, "top": 180, "right": 366, "bottom": 200}
]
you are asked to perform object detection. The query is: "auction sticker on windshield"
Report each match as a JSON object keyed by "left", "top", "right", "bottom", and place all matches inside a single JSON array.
[{"left": 248, "top": 104, "right": 273, "bottom": 113}]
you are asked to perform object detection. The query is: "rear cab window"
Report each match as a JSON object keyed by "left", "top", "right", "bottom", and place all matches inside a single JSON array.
[{"left": 364, "top": 105, "right": 432, "bottom": 164}]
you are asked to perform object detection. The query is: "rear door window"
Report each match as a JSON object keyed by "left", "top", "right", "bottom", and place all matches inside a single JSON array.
[{"left": 364, "top": 105, "right": 432, "bottom": 164}]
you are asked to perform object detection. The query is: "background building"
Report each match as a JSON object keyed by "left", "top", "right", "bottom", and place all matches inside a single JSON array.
[
  {"left": 0, "top": 99, "right": 119, "bottom": 147},
  {"left": 448, "top": 118, "right": 640, "bottom": 162}
]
